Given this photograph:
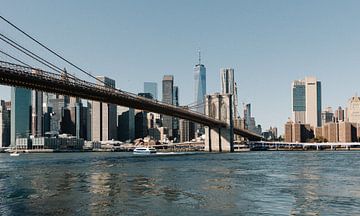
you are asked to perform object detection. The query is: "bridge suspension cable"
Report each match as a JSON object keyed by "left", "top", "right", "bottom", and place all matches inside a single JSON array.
[
  {"left": 0, "top": 49, "right": 31, "bottom": 67},
  {"left": 0, "top": 33, "right": 63, "bottom": 73},
  {"left": 0, "top": 15, "right": 112, "bottom": 88}
]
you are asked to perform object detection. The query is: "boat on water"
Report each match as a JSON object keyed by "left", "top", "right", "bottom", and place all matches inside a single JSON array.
[
  {"left": 10, "top": 152, "right": 20, "bottom": 157},
  {"left": 133, "top": 147, "right": 157, "bottom": 154},
  {"left": 10, "top": 145, "right": 20, "bottom": 156}
]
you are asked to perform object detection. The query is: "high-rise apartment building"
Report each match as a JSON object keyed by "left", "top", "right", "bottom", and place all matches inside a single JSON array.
[
  {"left": 91, "top": 76, "right": 117, "bottom": 141},
  {"left": 162, "top": 75, "right": 174, "bottom": 138},
  {"left": 194, "top": 53, "right": 206, "bottom": 114},
  {"left": 144, "top": 82, "right": 158, "bottom": 100},
  {"left": 291, "top": 76, "right": 322, "bottom": 128},
  {"left": 11, "top": 87, "right": 31, "bottom": 146}
]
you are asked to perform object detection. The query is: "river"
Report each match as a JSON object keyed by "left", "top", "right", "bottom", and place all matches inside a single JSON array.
[{"left": 1, "top": 151, "right": 360, "bottom": 215}]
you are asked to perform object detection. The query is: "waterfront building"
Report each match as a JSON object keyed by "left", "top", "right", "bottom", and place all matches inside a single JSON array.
[
  {"left": 117, "top": 106, "right": 135, "bottom": 142},
  {"left": 194, "top": 52, "right": 206, "bottom": 114},
  {"left": 0, "top": 100, "right": 10, "bottom": 147},
  {"left": 221, "top": 68, "right": 238, "bottom": 120},
  {"left": 162, "top": 75, "right": 174, "bottom": 138},
  {"left": 144, "top": 82, "right": 158, "bottom": 100},
  {"left": 347, "top": 95, "right": 360, "bottom": 124},
  {"left": 284, "top": 120, "right": 314, "bottom": 142},
  {"left": 11, "top": 87, "right": 31, "bottom": 146},
  {"left": 91, "top": 76, "right": 117, "bottom": 141},
  {"left": 291, "top": 77, "right": 322, "bottom": 128}
]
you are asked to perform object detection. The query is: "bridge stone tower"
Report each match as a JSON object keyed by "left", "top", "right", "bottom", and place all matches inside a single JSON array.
[{"left": 205, "top": 93, "right": 234, "bottom": 152}]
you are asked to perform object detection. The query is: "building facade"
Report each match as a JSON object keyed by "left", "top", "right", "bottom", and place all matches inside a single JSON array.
[
  {"left": 144, "top": 82, "right": 158, "bottom": 100},
  {"left": 194, "top": 56, "right": 206, "bottom": 114},
  {"left": 347, "top": 96, "right": 360, "bottom": 124},
  {"left": 11, "top": 87, "right": 31, "bottom": 146},
  {"left": 292, "top": 80, "right": 306, "bottom": 124},
  {"left": 0, "top": 100, "right": 10, "bottom": 147},
  {"left": 291, "top": 77, "right": 322, "bottom": 128},
  {"left": 91, "top": 76, "right": 117, "bottom": 141},
  {"left": 162, "top": 75, "right": 174, "bottom": 138},
  {"left": 305, "top": 76, "right": 322, "bottom": 128},
  {"left": 220, "top": 68, "right": 238, "bottom": 120}
]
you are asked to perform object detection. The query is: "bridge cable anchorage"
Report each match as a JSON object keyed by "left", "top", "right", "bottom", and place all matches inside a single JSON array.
[
  {"left": 0, "top": 49, "right": 31, "bottom": 67},
  {"left": 0, "top": 15, "right": 112, "bottom": 89}
]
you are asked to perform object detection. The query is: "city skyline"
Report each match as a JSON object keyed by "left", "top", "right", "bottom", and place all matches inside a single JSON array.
[{"left": 1, "top": 1, "right": 360, "bottom": 132}]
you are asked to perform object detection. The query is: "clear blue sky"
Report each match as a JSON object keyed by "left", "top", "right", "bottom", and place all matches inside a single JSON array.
[{"left": 1, "top": 0, "right": 360, "bottom": 134}]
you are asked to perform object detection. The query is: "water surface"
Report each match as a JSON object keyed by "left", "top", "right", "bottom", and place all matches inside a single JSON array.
[{"left": 1, "top": 151, "right": 359, "bottom": 215}]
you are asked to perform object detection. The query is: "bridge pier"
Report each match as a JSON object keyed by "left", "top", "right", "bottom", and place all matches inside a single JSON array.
[{"left": 204, "top": 94, "right": 234, "bottom": 152}]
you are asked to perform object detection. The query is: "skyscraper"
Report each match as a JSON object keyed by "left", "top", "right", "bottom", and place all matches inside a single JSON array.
[
  {"left": 144, "top": 82, "right": 158, "bottom": 100},
  {"left": 162, "top": 75, "right": 174, "bottom": 138},
  {"left": 194, "top": 52, "right": 206, "bottom": 114},
  {"left": 347, "top": 95, "right": 360, "bottom": 123},
  {"left": 0, "top": 100, "right": 10, "bottom": 147},
  {"left": 220, "top": 68, "right": 238, "bottom": 119},
  {"left": 11, "top": 87, "right": 31, "bottom": 146},
  {"left": 173, "top": 86, "right": 179, "bottom": 141},
  {"left": 31, "top": 90, "right": 43, "bottom": 137},
  {"left": 292, "top": 80, "right": 306, "bottom": 124},
  {"left": 91, "top": 76, "right": 117, "bottom": 141},
  {"left": 305, "top": 76, "right": 322, "bottom": 128},
  {"left": 243, "top": 103, "right": 251, "bottom": 129},
  {"left": 291, "top": 76, "right": 322, "bottom": 128}
]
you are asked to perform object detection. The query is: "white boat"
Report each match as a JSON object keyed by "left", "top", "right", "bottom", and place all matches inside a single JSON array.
[
  {"left": 133, "top": 147, "right": 157, "bottom": 154},
  {"left": 10, "top": 152, "right": 20, "bottom": 157}
]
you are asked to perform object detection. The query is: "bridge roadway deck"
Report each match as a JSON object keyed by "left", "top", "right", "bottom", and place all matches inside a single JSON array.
[{"left": 0, "top": 61, "right": 261, "bottom": 141}]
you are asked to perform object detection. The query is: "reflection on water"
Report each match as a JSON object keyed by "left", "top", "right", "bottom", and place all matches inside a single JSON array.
[{"left": 1, "top": 152, "right": 360, "bottom": 215}]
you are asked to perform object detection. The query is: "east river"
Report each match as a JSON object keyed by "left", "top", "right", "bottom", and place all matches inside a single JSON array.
[{"left": 1, "top": 151, "right": 360, "bottom": 215}]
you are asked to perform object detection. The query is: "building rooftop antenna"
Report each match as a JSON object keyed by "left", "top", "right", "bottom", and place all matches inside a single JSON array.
[{"left": 198, "top": 49, "right": 201, "bottom": 65}]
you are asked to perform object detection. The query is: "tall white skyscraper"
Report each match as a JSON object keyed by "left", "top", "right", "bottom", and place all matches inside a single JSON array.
[
  {"left": 305, "top": 76, "right": 322, "bottom": 128},
  {"left": 220, "top": 68, "right": 238, "bottom": 119},
  {"left": 291, "top": 76, "right": 322, "bottom": 128},
  {"left": 194, "top": 52, "right": 206, "bottom": 114}
]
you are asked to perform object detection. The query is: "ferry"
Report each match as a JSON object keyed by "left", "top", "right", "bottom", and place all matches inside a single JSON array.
[{"left": 133, "top": 147, "right": 157, "bottom": 154}]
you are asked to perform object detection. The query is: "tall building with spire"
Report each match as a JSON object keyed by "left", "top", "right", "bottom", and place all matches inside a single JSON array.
[{"left": 194, "top": 51, "right": 206, "bottom": 114}]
